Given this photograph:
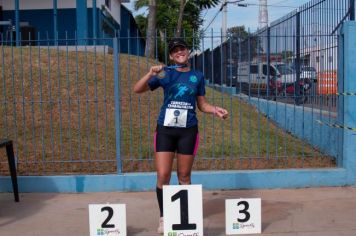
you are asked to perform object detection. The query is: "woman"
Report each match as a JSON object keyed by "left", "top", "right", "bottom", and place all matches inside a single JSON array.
[{"left": 133, "top": 38, "right": 228, "bottom": 234}]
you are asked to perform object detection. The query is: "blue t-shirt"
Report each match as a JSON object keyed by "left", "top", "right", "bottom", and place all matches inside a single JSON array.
[{"left": 148, "top": 68, "right": 206, "bottom": 128}]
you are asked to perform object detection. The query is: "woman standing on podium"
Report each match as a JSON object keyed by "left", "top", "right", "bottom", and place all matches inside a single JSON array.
[{"left": 133, "top": 38, "right": 229, "bottom": 234}]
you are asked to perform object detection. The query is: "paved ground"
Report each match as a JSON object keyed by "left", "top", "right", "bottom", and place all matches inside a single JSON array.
[{"left": 1, "top": 186, "right": 356, "bottom": 236}]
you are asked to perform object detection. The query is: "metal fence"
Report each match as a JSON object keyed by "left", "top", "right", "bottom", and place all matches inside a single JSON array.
[
  {"left": 0, "top": 35, "right": 118, "bottom": 175},
  {"left": 195, "top": 0, "right": 354, "bottom": 110},
  {"left": 1, "top": 0, "right": 352, "bottom": 176}
]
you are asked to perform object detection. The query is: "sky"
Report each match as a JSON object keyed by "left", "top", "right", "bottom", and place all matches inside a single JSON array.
[{"left": 123, "top": 0, "right": 312, "bottom": 33}]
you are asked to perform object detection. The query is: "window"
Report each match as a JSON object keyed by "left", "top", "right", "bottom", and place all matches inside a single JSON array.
[
  {"left": 262, "top": 65, "right": 276, "bottom": 76},
  {"left": 316, "top": 56, "right": 319, "bottom": 63},
  {"left": 101, "top": 21, "right": 115, "bottom": 37},
  {"left": 250, "top": 65, "right": 258, "bottom": 74},
  {"left": 263, "top": 65, "right": 268, "bottom": 75},
  {"left": 275, "top": 64, "right": 294, "bottom": 75},
  {"left": 105, "top": 0, "right": 111, "bottom": 10}
]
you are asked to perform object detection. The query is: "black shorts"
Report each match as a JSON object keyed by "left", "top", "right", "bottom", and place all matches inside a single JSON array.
[{"left": 154, "top": 125, "right": 199, "bottom": 155}]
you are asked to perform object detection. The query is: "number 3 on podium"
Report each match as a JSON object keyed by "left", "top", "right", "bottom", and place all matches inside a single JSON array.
[{"left": 226, "top": 198, "right": 261, "bottom": 235}]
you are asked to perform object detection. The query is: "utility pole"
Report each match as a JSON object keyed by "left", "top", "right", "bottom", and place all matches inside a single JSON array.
[
  {"left": 222, "top": 0, "right": 227, "bottom": 42},
  {"left": 221, "top": 0, "right": 246, "bottom": 42},
  {"left": 259, "top": 0, "right": 268, "bottom": 29}
]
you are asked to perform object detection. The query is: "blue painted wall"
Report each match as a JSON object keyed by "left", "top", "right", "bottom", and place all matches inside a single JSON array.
[
  {"left": 1, "top": 6, "right": 145, "bottom": 55},
  {"left": 235, "top": 94, "right": 340, "bottom": 159},
  {"left": 57, "top": 9, "right": 77, "bottom": 40},
  {"left": 76, "top": 0, "right": 88, "bottom": 43},
  {"left": 207, "top": 82, "right": 340, "bottom": 159},
  {"left": 339, "top": 22, "right": 356, "bottom": 182},
  {"left": 2, "top": 9, "right": 77, "bottom": 41}
]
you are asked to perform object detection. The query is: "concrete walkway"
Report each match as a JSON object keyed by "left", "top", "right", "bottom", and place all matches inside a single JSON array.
[{"left": 1, "top": 186, "right": 356, "bottom": 235}]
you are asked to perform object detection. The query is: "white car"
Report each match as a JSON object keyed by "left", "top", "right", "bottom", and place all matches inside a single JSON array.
[
  {"left": 237, "top": 62, "right": 296, "bottom": 87},
  {"left": 300, "top": 66, "right": 317, "bottom": 82}
]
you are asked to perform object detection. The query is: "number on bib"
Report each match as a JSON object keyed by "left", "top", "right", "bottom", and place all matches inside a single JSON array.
[{"left": 164, "top": 108, "right": 188, "bottom": 127}]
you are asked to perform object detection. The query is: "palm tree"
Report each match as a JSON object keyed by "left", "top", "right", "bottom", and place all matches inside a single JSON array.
[
  {"left": 135, "top": 0, "right": 157, "bottom": 58},
  {"left": 176, "top": 0, "right": 221, "bottom": 37},
  {"left": 134, "top": 0, "right": 221, "bottom": 57}
]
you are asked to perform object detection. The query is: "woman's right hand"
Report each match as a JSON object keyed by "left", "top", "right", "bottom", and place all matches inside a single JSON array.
[{"left": 149, "top": 65, "right": 164, "bottom": 76}]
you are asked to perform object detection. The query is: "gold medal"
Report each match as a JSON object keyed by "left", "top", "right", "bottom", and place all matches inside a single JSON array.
[{"left": 157, "top": 70, "right": 166, "bottom": 79}]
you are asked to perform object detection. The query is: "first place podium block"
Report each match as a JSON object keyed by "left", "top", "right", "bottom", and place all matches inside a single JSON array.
[{"left": 163, "top": 184, "right": 203, "bottom": 236}]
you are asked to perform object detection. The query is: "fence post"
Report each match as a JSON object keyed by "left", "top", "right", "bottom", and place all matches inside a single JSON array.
[
  {"left": 113, "top": 37, "right": 122, "bottom": 174},
  {"left": 295, "top": 12, "right": 301, "bottom": 104},
  {"left": 76, "top": 0, "right": 88, "bottom": 45},
  {"left": 53, "top": 0, "right": 58, "bottom": 45},
  {"left": 92, "top": 0, "right": 97, "bottom": 39},
  {"left": 338, "top": 22, "right": 356, "bottom": 184},
  {"left": 350, "top": 0, "right": 355, "bottom": 21},
  {"left": 15, "top": 0, "right": 20, "bottom": 46},
  {"left": 266, "top": 27, "right": 270, "bottom": 98}
]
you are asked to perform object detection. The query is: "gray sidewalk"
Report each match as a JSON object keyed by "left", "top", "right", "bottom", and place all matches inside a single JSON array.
[{"left": 1, "top": 186, "right": 356, "bottom": 236}]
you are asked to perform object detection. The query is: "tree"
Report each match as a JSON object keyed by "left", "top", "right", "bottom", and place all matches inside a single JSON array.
[
  {"left": 227, "top": 25, "right": 263, "bottom": 61},
  {"left": 135, "top": 14, "right": 147, "bottom": 38},
  {"left": 146, "top": 0, "right": 157, "bottom": 58},
  {"left": 227, "top": 26, "right": 249, "bottom": 40},
  {"left": 176, "top": 0, "right": 221, "bottom": 37},
  {"left": 135, "top": 0, "right": 157, "bottom": 58},
  {"left": 134, "top": 0, "right": 221, "bottom": 59}
]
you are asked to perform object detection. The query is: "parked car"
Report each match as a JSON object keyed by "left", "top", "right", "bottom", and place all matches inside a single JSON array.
[
  {"left": 236, "top": 62, "right": 312, "bottom": 105},
  {"left": 300, "top": 66, "right": 317, "bottom": 82},
  {"left": 236, "top": 62, "right": 296, "bottom": 93}
]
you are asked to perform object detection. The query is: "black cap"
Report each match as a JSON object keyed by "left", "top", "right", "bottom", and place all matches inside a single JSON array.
[{"left": 168, "top": 38, "right": 188, "bottom": 53}]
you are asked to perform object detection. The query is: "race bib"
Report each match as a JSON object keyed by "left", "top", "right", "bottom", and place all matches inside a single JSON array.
[{"left": 164, "top": 108, "right": 188, "bottom": 127}]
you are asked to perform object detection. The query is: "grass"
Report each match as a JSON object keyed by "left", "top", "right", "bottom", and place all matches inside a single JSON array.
[{"left": 0, "top": 46, "right": 335, "bottom": 175}]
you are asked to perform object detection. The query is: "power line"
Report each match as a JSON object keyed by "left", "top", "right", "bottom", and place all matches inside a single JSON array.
[
  {"left": 241, "top": 0, "right": 347, "bottom": 10},
  {"left": 203, "top": 0, "right": 292, "bottom": 33},
  {"left": 244, "top": 3, "right": 298, "bottom": 9},
  {"left": 243, "top": 3, "right": 350, "bottom": 11},
  {"left": 202, "top": 7, "right": 223, "bottom": 33},
  {"left": 202, "top": 0, "right": 351, "bottom": 33},
  {"left": 269, "top": 0, "right": 292, "bottom": 5},
  {"left": 202, "top": 9, "right": 209, "bottom": 21},
  {"left": 203, "top": 0, "right": 246, "bottom": 33}
]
